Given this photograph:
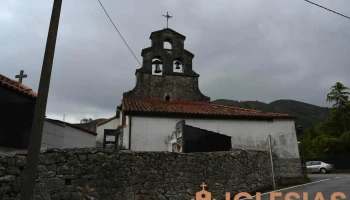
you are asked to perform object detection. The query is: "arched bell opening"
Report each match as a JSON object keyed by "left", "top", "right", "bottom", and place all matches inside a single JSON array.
[
  {"left": 152, "top": 57, "right": 163, "bottom": 75},
  {"left": 164, "top": 38, "right": 172, "bottom": 50},
  {"left": 173, "top": 59, "right": 183, "bottom": 73}
]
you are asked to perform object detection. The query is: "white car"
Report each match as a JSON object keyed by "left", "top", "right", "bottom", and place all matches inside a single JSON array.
[{"left": 306, "top": 161, "right": 334, "bottom": 173}]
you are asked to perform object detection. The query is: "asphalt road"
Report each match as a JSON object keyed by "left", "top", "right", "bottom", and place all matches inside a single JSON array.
[{"left": 245, "top": 174, "right": 350, "bottom": 200}]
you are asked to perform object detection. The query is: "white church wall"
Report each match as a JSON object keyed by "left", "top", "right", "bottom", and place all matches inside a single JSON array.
[
  {"left": 96, "top": 118, "right": 119, "bottom": 146},
  {"left": 130, "top": 116, "right": 299, "bottom": 158},
  {"left": 119, "top": 111, "right": 123, "bottom": 126},
  {"left": 122, "top": 116, "right": 130, "bottom": 149}
]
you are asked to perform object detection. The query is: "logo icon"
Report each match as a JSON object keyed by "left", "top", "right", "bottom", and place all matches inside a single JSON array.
[{"left": 191, "top": 183, "right": 215, "bottom": 200}]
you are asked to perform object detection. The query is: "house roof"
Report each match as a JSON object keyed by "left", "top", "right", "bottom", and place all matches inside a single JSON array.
[
  {"left": 45, "top": 118, "right": 98, "bottom": 136},
  {"left": 122, "top": 98, "right": 296, "bottom": 120},
  {"left": 0, "top": 74, "right": 37, "bottom": 99},
  {"left": 97, "top": 116, "right": 118, "bottom": 126}
]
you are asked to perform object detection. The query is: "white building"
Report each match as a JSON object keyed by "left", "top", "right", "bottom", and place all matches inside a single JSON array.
[
  {"left": 41, "top": 118, "right": 97, "bottom": 149},
  {"left": 118, "top": 99, "right": 299, "bottom": 158},
  {"left": 111, "top": 28, "right": 299, "bottom": 159},
  {"left": 95, "top": 116, "right": 120, "bottom": 148}
]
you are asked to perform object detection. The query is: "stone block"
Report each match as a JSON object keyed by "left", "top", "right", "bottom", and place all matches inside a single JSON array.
[
  {"left": 15, "top": 156, "right": 26, "bottom": 167},
  {"left": 0, "top": 175, "right": 16, "bottom": 182}
]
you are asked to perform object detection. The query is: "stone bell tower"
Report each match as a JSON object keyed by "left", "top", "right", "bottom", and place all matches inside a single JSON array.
[{"left": 123, "top": 28, "right": 210, "bottom": 102}]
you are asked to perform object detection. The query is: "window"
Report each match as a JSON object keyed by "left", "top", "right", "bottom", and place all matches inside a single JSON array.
[
  {"left": 165, "top": 95, "right": 171, "bottom": 101},
  {"left": 311, "top": 161, "right": 321, "bottom": 165},
  {"left": 306, "top": 162, "right": 311, "bottom": 166}
]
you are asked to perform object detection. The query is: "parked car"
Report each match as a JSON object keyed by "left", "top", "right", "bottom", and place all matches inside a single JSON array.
[{"left": 305, "top": 161, "right": 334, "bottom": 173}]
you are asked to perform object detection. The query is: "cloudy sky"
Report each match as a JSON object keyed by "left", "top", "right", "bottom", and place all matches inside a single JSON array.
[{"left": 1, "top": 0, "right": 350, "bottom": 123}]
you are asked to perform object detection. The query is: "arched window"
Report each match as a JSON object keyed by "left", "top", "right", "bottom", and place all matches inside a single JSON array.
[
  {"left": 152, "top": 57, "right": 163, "bottom": 75},
  {"left": 165, "top": 95, "right": 171, "bottom": 101},
  {"left": 173, "top": 60, "right": 183, "bottom": 73},
  {"left": 164, "top": 38, "right": 172, "bottom": 50}
]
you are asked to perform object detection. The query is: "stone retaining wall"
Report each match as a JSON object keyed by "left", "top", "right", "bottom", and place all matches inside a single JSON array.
[{"left": 0, "top": 148, "right": 301, "bottom": 200}]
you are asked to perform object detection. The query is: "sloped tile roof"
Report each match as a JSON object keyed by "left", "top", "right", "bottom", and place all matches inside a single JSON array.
[
  {"left": 0, "top": 74, "right": 37, "bottom": 98},
  {"left": 122, "top": 98, "right": 296, "bottom": 120},
  {"left": 46, "top": 118, "right": 97, "bottom": 136},
  {"left": 97, "top": 116, "right": 118, "bottom": 126}
]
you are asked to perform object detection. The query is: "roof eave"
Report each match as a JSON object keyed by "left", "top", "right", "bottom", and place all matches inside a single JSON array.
[
  {"left": 97, "top": 116, "right": 118, "bottom": 127},
  {"left": 1, "top": 85, "right": 37, "bottom": 99},
  {"left": 45, "top": 118, "right": 98, "bottom": 136},
  {"left": 122, "top": 110, "right": 295, "bottom": 120}
]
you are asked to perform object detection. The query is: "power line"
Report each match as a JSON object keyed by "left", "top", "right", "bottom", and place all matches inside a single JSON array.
[
  {"left": 304, "top": 0, "right": 350, "bottom": 20},
  {"left": 97, "top": 0, "right": 142, "bottom": 67}
]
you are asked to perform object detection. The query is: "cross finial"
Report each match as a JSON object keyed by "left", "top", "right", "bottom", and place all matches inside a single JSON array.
[
  {"left": 201, "top": 182, "right": 207, "bottom": 190},
  {"left": 162, "top": 11, "right": 173, "bottom": 29},
  {"left": 15, "top": 70, "right": 27, "bottom": 83}
]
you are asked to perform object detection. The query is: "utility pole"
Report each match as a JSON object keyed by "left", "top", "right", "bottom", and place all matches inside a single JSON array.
[{"left": 20, "top": 1, "right": 62, "bottom": 200}]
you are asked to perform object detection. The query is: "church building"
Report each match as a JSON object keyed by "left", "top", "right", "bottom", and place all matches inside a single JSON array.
[{"left": 111, "top": 28, "right": 299, "bottom": 159}]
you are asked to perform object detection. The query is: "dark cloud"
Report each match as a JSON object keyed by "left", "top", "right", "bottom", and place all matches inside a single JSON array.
[{"left": 2, "top": 0, "right": 350, "bottom": 122}]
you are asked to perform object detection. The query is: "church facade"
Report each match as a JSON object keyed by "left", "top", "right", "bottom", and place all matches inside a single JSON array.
[{"left": 114, "top": 28, "right": 299, "bottom": 159}]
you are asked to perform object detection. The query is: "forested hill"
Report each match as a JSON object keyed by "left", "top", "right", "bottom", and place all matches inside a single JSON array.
[{"left": 212, "top": 99, "right": 330, "bottom": 128}]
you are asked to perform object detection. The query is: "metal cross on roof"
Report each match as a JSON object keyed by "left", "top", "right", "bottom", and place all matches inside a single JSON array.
[
  {"left": 15, "top": 70, "right": 27, "bottom": 83},
  {"left": 162, "top": 12, "right": 173, "bottom": 29}
]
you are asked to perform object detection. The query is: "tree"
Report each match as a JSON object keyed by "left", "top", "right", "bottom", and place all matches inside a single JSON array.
[
  {"left": 326, "top": 82, "right": 350, "bottom": 108},
  {"left": 304, "top": 82, "right": 350, "bottom": 157},
  {"left": 80, "top": 118, "right": 93, "bottom": 123},
  {"left": 326, "top": 82, "right": 350, "bottom": 132}
]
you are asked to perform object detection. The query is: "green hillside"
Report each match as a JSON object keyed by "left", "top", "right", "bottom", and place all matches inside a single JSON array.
[{"left": 212, "top": 99, "right": 330, "bottom": 128}]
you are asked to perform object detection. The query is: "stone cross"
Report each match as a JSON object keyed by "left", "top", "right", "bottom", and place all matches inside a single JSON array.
[
  {"left": 15, "top": 70, "right": 27, "bottom": 83},
  {"left": 162, "top": 12, "right": 173, "bottom": 29},
  {"left": 201, "top": 182, "right": 207, "bottom": 190}
]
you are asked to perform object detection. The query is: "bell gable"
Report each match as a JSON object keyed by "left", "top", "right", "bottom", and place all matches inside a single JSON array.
[{"left": 123, "top": 28, "right": 210, "bottom": 102}]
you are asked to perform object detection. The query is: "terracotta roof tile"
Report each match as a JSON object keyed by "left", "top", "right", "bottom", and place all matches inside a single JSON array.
[
  {"left": 97, "top": 116, "right": 118, "bottom": 126},
  {"left": 0, "top": 74, "right": 37, "bottom": 98},
  {"left": 122, "top": 98, "right": 296, "bottom": 120}
]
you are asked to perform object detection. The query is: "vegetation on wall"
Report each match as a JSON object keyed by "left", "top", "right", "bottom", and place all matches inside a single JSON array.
[{"left": 105, "top": 143, "right": 127, "bottom": 150}]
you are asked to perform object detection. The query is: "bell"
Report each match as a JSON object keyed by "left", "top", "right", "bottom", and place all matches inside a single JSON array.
[
  {"left": 153, "top": 60, "right": 162, "bottom": 73},
  {"left": 174, "top": 61, "right": 181, "bottom": 69}
]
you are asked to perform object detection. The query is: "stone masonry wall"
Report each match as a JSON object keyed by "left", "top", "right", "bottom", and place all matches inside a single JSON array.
[
  {"left": 123, "top": 73, "right": 210, "bottom": 102},
  {"left": 0, "top": 148, "right": 301, "bottom": 200}
]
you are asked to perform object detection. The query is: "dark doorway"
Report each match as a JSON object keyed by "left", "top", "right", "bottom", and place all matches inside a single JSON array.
[
  {"left": 176, "top": 120, "right": 232, "bottom": 153},
  {"left": 103, "top": 129, "right": 118, "bottom": 148}
]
